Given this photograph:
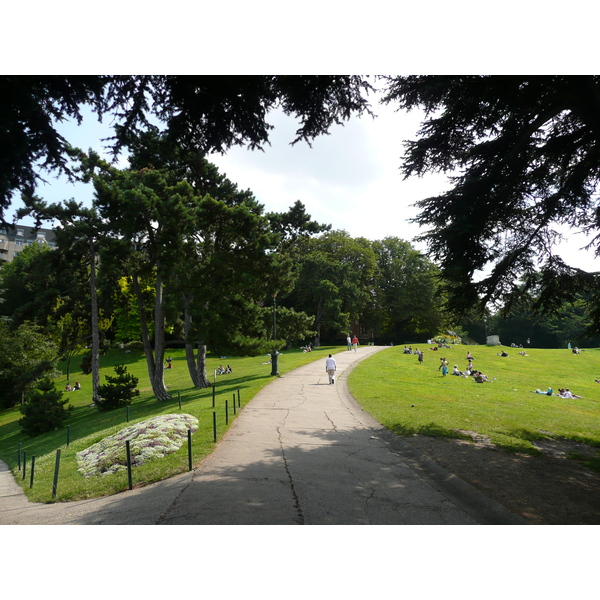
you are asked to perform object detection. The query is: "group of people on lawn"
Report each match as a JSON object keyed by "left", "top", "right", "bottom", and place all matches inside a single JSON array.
[
  {"left": 437, "top": 350, "right": 493, "bottom": 382},
  {"left": 433, "top": 347, "right": 585, "bottom": 396}
]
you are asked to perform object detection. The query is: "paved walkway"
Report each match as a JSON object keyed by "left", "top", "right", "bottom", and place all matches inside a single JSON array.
[{"left": 0, "top": 346, "right": 526, "bottom": 525}]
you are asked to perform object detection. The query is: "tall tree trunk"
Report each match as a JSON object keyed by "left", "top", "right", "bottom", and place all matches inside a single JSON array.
[
  {"left": 132, "top": 271, "right": 171, "bottom": 401},
  {"left": 89, "top": 238, "right": 101, "bottom": 406},
  {"left": 132, "top": 272, "right": 155, "bottom": 381},
  {"left": 152, "top": 271, "right": 171, "bottom": 401},
  {"left": 183, "top": 303, "right": 210, "bottom": 388},
  {"left": 195, "top": 343, "right": 210, "bottom": 387}
]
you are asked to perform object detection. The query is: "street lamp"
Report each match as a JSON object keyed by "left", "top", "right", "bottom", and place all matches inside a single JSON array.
[{"left": 271, "top": 292, "right": 279, "bottom": 376}]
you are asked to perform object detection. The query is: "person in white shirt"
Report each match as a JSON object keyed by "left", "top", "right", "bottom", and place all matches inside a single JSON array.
[{"left": 325, "top": 354, "right": 337, "bottom": 384}]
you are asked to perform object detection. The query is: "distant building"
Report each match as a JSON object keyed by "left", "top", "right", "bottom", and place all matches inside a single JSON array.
[{"left": 0, "top": 223, "right": 57, "bottom": 263}]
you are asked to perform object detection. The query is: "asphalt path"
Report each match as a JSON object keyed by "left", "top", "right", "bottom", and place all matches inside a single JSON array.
[{"left": 0, "top": 346, "right": 526, "bottom": 525}]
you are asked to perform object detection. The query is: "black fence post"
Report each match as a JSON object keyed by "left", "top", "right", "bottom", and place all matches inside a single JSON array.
[
  {"left": 22, "top": 451, "right": 27, "bottom": 480},
  {"left": 233, "top": 393, "right": 237, "bottom": 415},
  {"left": 213, "top": 411, "right": 217, "bottom": 442},
  {"left": 51, "top": 449, "right": 61, "bottom": 498},
  {"left": 126, "top": 440, "right": 133, "bottom": 490},
  {"left": 187, "top": 429, "right": 193, "bottom": 471},
  {"left": 30, "top": 456, "right": 36, "bottom": 489}
]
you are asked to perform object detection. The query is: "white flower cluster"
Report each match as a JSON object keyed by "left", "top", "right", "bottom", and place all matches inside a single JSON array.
[{"left": 76, "top": 413, "right": 199, "bottom": 477}]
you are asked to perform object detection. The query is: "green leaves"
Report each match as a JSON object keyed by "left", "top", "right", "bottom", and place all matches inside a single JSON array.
[
  {"left": 19, "top": 377, "right": 72, "bottom": 437},
  {"left": 384, "top": 76, "right": 600, "bottom": 327}
]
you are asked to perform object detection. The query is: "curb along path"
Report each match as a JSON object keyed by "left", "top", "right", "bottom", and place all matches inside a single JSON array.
[{"left": 0, "top": 346, "right": 526, "bottom": 525}]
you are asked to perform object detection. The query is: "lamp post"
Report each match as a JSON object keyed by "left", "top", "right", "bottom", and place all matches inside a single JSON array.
[{"left": 271, "top": 293, "right": 279, "bottom": 376}]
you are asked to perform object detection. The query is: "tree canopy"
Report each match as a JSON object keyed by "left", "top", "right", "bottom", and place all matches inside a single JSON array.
[
  {"left": 1, "top": 75, "right": 373, "bottom": 224},
  {"left": 382, "top": 75, "right": 600, "bottom": 327}
]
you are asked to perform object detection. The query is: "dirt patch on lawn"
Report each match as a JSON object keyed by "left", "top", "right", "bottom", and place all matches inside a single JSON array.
[{"left": 405, "top": 433, "right": 600, "bottom": 525}]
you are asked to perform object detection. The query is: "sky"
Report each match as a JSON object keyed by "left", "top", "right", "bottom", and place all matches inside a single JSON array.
[{"left": 14, "top": 89, "right": 600, "bottom": 276}]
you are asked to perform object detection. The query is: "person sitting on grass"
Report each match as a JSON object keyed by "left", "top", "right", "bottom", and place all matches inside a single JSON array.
[
  {"left": 497, "top": 350, "right": 509, "bottom": 357},
  {"left": 473, "top": 372, "right": 490, "bottom": 383}
]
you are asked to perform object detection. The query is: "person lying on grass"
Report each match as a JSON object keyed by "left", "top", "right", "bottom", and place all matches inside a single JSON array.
[{"left": 558, "top": 388, "right": 582, "bottom": 399}]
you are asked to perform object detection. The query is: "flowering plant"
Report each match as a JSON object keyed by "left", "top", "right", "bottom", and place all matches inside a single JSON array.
[{"left": 76, "top": 413, "right": 199, "bottom": 476}]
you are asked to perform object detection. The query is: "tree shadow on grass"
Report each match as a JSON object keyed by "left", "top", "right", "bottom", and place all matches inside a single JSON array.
[
  {"left": 387, "top": 422, "right": 473, "bottom": 441},
  {"left": 387, "top": 421, "right": 600, "bottom": 457},
  {"left": 17, "top": 422, "right": 511, "bottom": 524}
]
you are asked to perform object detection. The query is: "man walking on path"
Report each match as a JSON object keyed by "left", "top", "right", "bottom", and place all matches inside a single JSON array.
[
  {"left": 325, "top": 353, "right": 337, "bottom": 384},
  {"left": 347, "top": 335, "right": 352, "bottom": 351},
  {"left": 352, "top": 335, "right": 359, "bottom": 352}
]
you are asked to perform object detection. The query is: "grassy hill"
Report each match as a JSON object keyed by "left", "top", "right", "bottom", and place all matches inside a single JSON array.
[
  {"left": 0, "top": 345, "right": 338, "bottom": 502},
  {"left": 2, "top": 342, "right": 599, "bottom": 503},
  {"left": 348, "top": 344, "right": 600, "bottom": 455}
]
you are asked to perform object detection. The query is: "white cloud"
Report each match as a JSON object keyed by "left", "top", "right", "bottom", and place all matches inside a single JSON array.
[
  {"left": 11, "top": 91, "right": 600, "bottom": 274},
  {"left": 207, "top": 101, "right": 452, "bottom": 245}
]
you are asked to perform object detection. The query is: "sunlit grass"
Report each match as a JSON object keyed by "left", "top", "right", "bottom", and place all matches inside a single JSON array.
[
  {"left": 0, "top": 345, "right": 339, "bottom": 503},
  {"left": 348, "top": 344, "right": 600, "bottom": 453}
]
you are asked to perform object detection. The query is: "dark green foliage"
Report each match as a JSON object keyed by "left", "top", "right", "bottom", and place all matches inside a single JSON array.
[
  {"left": 19, "top": 378, "right": 72, "bottom": 437},
  {"left": 80, "top": 350, "right": 92, "bottom": 375},
  {"left": 369, "top": 237, "right": 446, "bottom": 341},
  {"left": 0, "top": 75, "right": 107, "bottom": 221},
  {"left": 0, "top": 320, "right": 60, "bottom": 409},
  {"left": 382, "top": 76, "right": 600, "bottom": 327},
  {"left": 4, "top": 75, "right": 372, "bottom": 225},
  {"left": 284, "top": 230, "right": 378, "bottom": 346},
  {"left": 96, "top": 364, "right": 140, "bottom": 411}
]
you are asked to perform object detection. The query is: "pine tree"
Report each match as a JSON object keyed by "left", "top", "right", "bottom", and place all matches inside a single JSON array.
[
  {"left": 19, "top": 378, "right": 72, "bottom": 437},
  {"left": 96, "top": 364, "right": 140, "bottom": 411}
]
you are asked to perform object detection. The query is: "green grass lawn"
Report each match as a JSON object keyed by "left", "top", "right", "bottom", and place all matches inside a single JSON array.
[
  {"left": 348, "top": 344, "right": 600, "bottom": 454},
  {"left": 0, "top": 345, "right": 339, "bottom": 503},
  {"left": 4, "top": 342, "right": 600, "bottom": 504}
]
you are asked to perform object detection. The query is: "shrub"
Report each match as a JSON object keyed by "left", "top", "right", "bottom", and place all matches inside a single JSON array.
[
  {"left": 96, "top": 364, "right": 140, "bottom": 411},
  {"left": 76, "top": 414, "right": 199, "bottom": 476},
  {"left": 19, "top": 378, "right": 73, "bottom": 437}
]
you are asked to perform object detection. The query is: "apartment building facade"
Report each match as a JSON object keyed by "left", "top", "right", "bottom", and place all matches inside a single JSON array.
[{"left": 0, "top": 224, "right": 57, "bottom": 263}]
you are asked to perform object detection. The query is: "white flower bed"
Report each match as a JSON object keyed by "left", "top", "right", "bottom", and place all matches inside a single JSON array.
[{"left": 76, "top": 413, "right": 199, "bottom": 476}]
